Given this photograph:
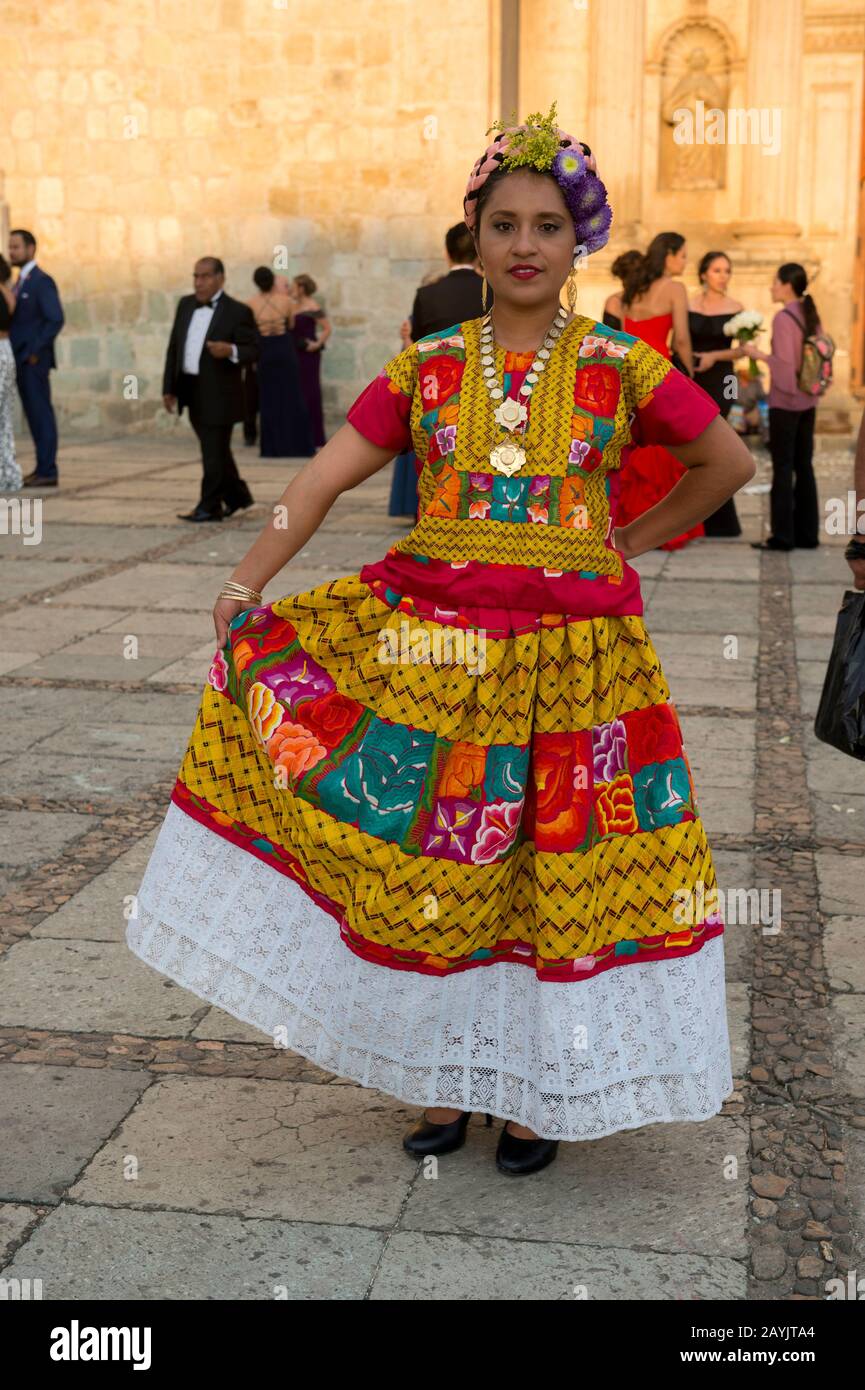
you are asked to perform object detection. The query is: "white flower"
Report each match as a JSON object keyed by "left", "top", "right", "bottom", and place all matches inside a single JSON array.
[{"left": 723, "top": 309, "right": 764, "bottom": 337}]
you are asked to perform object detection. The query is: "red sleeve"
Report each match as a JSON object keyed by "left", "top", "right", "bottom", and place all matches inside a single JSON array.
[
  {"left": 346, "top": 371, "right": 413, "bottom": 452},
  {"left": 630, "top": 367, "right": 720, "bottom": 447}
]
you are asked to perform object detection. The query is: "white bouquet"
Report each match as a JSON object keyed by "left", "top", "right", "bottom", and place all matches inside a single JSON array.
[{"left": 724, "top": 310, "right": 764, "bottom": 377}]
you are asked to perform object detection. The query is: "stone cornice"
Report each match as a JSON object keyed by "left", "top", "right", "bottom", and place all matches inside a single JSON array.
[{"left": 804, "top": 12, "right": 865, "bottom": 50}]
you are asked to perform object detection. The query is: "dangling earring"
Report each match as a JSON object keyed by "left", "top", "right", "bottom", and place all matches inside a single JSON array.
[
  {"left": 481, "top": 272, "right": 489, "bottom": 313},
  {"left": 566, "top": 267, "right": 578, "bottom": 314}
]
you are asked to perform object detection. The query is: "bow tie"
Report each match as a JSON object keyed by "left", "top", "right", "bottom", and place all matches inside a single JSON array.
[{"left": 196, "top": 298, "right": 217, "bottom": 309}]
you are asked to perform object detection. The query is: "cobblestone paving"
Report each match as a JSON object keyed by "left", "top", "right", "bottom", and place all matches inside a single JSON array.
[{"left": 1, "top": 433, "right": 863, "bottom": 1300}]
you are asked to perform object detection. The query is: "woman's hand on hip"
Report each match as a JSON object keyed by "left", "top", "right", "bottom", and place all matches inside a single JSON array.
[{"left": 213, "top": 597, "right": 247, "bottom": 649}]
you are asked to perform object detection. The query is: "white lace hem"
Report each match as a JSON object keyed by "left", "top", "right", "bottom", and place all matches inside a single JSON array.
[{"left": 127, "top": 802, "right": 734, "bottom": 1142}]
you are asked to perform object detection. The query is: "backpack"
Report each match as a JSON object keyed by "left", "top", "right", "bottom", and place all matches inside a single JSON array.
[{"left": 783, "top": 305, "right": 835, "bottom": 397}]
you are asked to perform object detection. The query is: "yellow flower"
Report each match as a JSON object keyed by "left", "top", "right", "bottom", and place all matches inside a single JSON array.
[{"left": 247, "top": 681, "right": 283, "bottom": 745}]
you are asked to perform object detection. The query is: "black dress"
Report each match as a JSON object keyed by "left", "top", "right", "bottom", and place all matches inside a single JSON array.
[
  {"left": 258, "top": 332, "right": 315, "bottom": 458},
  {"left": 688, "top": 310, "right": 742, "bottom": 536}
]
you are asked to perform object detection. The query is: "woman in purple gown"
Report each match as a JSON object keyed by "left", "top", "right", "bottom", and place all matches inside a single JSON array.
[{"left": 291, "top": 274, "right": 330, "bottom": 449}]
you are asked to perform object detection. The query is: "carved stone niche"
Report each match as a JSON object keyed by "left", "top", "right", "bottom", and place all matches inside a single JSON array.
[{"left": 658, "top": 21, "right": 734, "bottom": 193}]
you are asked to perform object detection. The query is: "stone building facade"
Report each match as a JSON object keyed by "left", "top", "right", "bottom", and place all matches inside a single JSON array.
[{"left": 0, "top": 0, "right": 863, "bottom": 435}]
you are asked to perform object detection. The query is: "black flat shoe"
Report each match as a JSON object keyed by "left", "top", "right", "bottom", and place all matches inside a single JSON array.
[
  {"left": 495, "top": 1123, "right": 559, "bottom": 1176},
  {"left": 178, "top": 506, "right": 223, "bottom": 523},
  {"left": 402, "top": 1109, "right": 493, "bottom": 1156},
  {"left": 750, "top": 538, "right": 793, "bottom": 551}
]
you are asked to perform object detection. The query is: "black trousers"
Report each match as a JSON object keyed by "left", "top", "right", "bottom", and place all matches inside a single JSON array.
[
  {"left": 768, "top": 406, "right": 818, "bottom": 547},
  {"left": 16, "top": 359, "right": 59, "bottom": 477},
  {"left": 183, "top": 374, "right": 251, "bottom": 515}
]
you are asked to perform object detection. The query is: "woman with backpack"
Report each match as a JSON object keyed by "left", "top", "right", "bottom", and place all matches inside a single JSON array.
[{"left": 744, "top": 262, "right": 833, "bottom": 550}]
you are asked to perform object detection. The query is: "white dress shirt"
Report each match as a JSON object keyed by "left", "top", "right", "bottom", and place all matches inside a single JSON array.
[
  {"left": 15, "top": 259, "right": 37, "bottom": 294},
  {"left": 182, "top": 289, "right": 238, "bottom": 373}
]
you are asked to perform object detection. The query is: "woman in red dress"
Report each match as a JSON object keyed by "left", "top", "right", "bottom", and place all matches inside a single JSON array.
[{"left": 607, "top": 233, "right": 705, "bottom": 551}]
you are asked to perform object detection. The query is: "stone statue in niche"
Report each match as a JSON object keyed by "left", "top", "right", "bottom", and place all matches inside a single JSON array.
[{"left": 659, "top": 30, "right": 731, "bottom": 192}]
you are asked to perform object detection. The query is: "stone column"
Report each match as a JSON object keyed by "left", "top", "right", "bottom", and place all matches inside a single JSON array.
[
  {"left": 731, "top": 0, "right": 804, "bottom": 242},
  {"left": 588, "top": 0, "right": 646, "bottom": 237}
]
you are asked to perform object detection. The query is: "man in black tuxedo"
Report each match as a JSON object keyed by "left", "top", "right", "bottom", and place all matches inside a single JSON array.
[
  {"left": 409, "top": 222, "right": 491, "bottom": 341},
  {"left": 163, "top": 257, "right": 258, "bottom": 522}
]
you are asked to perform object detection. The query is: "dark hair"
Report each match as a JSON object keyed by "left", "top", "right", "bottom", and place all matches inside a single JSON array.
[
  {"left": 611, "top": 250, "right": 643, "bottom": 285},
  {"left": 10, "top": 228, "right": 36, "bottom": 253},
  {"left": 445, "top": 222, "right": 475, "bottom": 263},
  {"left": 294, "top": 273, "right": 317, "bottom": 296},
  {"left": 470, "top": 141, "right": 595, "bottom": 244},
  {"left": 698, "top": 250, "right": 732, "bottom": 284},
  {"left": 621, "top": 232, "right": 685, "bottom": 306},
  {"left": 253, "top": 265, "right": 275, "bottom": 292},
  {"left": 0, "top": 255, "right": 11, "bottom": 285},
  {"left": 777, "top": 262, "right": 819, "bottom": 337},
  {"left": 198, "top": 256, "right": 224, "bottom": 276}
]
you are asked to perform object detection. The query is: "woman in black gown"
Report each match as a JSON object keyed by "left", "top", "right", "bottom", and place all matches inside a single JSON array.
[
  {"left": 689, "top": 252, "right": 745, "bottom": 536},
  {"left": 248, "top": 267, "right": 314, "bottom": 458}
]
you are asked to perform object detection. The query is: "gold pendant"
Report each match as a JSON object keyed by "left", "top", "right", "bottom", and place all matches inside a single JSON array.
[
  {"left": 494, "top": 397, "right": 528, "bottom": 431},
  {"left": 489, "top": 441, "right": 527, "bottom": 476}
]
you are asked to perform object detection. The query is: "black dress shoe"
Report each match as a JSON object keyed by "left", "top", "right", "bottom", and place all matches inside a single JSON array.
[
  {"left": 177, "top": 506, "right": 223, "bottom": 523},
  {"left": 223, "top": 494, "right": 255, "bottom": 517},
  {"left": 495, "top": 1123, "right": 559, "bottom": 1176},
  {"left": 402, "top": 1109, "right": 493, "bottom": 1156},
  {"left": 22, "top": 471, "right": 58, "bottom": 487},
  {"left": 750, "top": 538, "right": 793, "bottom": 551}
]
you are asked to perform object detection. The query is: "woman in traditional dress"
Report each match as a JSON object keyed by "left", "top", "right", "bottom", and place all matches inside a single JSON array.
[
  {"left": 613, "top": 232, "right": 705, "bottom": 550},
  {"left": 689, "top": 251, "right": 744, "bottom": 537},
  {"left": 128, "top": 105, "right": 754, "bottom": 1176}
]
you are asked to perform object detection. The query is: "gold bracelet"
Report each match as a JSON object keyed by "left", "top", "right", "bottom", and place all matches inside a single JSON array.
[{"left": 218, "top": 581, "right": 263, "bottom": 605}]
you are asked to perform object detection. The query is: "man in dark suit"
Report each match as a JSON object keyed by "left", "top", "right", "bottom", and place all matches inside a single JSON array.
[
  {"left": 8, "top": 229, "right": 64, "bottom": 488},
  {"left": 409, "top": 222, "right": 491, "bottom": 341},
  {"left": 163, "top": 257, "right": 258, "bottom": 522}
]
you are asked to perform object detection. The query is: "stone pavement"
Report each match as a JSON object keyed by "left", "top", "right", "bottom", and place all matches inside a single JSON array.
[{"left": 1, "top": 431, "right": 863, "bottom": 1301}]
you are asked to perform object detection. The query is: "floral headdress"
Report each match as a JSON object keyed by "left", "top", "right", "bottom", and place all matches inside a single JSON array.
[{"left": 463, "top": 100, "right": 612, "bottom": 254}]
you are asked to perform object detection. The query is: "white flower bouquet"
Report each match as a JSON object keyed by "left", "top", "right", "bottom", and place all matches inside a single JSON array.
[{"left": 724, "top": 310, "right": 765, "bottom": 378}]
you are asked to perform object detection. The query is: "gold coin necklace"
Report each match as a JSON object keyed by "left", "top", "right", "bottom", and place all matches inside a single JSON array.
[{"left": 479, "top": 304, "right": 570, "bottom": 476}]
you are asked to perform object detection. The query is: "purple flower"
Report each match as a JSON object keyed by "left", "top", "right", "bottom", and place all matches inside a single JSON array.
[
  {"left": 593, "top": 718, "right": 628, "bottom": 781},
  {"left": 581, "top": 204, "right": 613, "bottom": 253},
  {"left": 569, "top": 439, "right": 590, "bottom": 466},
  {"left": 571, "top": 176, "right": 607, "bottom": 218},
  {"left": 262, "top": 653, "right": 335, "bottom": 711},
  {"left": 435, "top": 424, "right": 457, "bottom": 454},
  {"left": 552, "top": 147, "right": 586, "bottom": 186},
  {"left": 529, "top": 474, "right": 551, "bottom": 495}
]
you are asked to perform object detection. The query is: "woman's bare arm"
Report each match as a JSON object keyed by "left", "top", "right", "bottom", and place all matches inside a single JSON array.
[
  {"left": 669, "top": 281, "right": 693, "bottom": 376},
  {"left": 212, "top": 423, "right": 398, "bottom": 643},
  {"left": 614, "top": 416, "right": 756, "bottom": 558}
]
